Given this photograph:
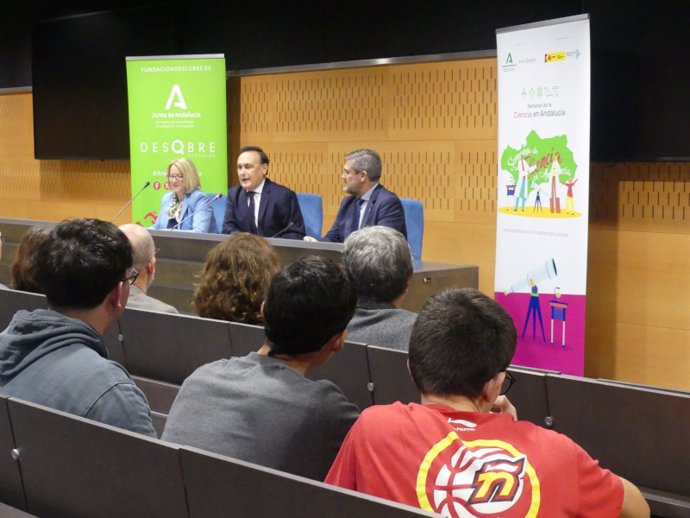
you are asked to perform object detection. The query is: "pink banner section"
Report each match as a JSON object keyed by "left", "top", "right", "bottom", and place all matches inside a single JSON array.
[{"left": 494, "top": 292, "right": 586, "bottom": 375}]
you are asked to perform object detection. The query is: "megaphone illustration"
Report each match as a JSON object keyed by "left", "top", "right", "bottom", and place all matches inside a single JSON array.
[{"left": 505, "top": 258, "right": 558, "bottom": 294}]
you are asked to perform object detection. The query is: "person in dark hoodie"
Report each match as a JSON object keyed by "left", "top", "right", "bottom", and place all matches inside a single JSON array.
[{"left": 0, "top": 218, "right": 156, "bottom": 437}]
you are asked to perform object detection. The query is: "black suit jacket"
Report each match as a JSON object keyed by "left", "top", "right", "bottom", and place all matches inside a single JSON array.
[{"left": 221, "top": 178, "right": 306, "bottom": 239}]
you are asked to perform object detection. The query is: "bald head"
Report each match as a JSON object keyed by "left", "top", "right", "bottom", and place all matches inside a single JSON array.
[{"left": 119, "top": 224, "right": 155, "bottom": 284}]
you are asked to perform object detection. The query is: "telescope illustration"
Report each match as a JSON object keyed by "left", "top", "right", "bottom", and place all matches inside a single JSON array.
[{"left": 504, "top": 258, "right": 558, "bottom": 294}]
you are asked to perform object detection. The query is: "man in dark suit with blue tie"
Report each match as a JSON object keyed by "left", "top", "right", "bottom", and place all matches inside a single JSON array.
[
  {"left": 222, "top": 146, "right": 306, "bottom": 239},
  {"left": 313, "top": 149, "right": 406, "bottom": 243}
]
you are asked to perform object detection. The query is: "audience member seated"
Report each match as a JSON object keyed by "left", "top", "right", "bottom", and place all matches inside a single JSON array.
[
  {"left": 119, "top": 223, "right": 179, "bottom": 314},
  {"left": 0, "top": 231, "right": 6, "bottom": 289},
  {"left": 0, "top": 219, "right": 156, "bottom": 436},
  {"left": 309, "top": 149, "right": 406, "bottom": 243},
  {"left": 151, "top": 157, "right": 213, "bottom": 232},
  {"left": 10, "top": 226, "right": 51, "bottom": 293},
  {"left": 192, "top": 232, "right": 280, "bottom": 324},
  {"left": 343, "top": 226, "right": 416, "bottom": 351},
  {"left": 221, "top": 146, "right": 306, "bottom": 239},
  {"left": 163, "top": 256, "right": 360, "bottom": 480},
  {"left": 326, "top": 288, "right": 650, "bottom": 518}
]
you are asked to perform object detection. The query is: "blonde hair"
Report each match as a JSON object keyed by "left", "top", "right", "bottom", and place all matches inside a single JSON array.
[{"left": 167, "top": 157, "right": 201, "bottom": 194}]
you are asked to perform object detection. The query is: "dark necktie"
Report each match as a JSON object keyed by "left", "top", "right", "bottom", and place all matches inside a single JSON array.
[
  {"left": 246, "top": 191, "right": 258, "bottom": 234},
  {"left": 350, "top": 198, "right": 364, "bottom": 235}
]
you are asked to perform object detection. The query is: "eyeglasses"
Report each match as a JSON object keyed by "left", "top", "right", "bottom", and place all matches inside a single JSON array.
[
  {"left": 167, "top": 174, "right": 184, "bottom": 180},
  {"left": 500, "top": 370, "right": 516, "bottom": 396},
  {"left": 121, "top": 268, "right": 139, "bottom": 286}
]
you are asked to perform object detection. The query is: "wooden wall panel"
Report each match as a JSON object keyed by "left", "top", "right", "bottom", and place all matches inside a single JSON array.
[{"left": 0, "top": 94, "right": 130, "bottom": 222}]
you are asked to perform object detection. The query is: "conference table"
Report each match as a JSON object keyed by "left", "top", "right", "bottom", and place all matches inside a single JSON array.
[{"left": 0, "top": 218, "right": 478, "bottom": 313}]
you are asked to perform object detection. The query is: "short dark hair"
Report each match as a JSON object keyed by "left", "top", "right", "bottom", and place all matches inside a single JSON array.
[
  {"left": 409, "top": 288, "right": 516, "bottom": 398},
  {"left": 343, "top": 226, "right": 412, "bottom": 303},
  {"left": 264, "top": 256, "right": 357, "bottom": 355},
  {"left": 33, "top": 219, "right": 133, "bottom": 310},
  {"left": 239, "top": 145, "right": 270, "bottom": 166}
]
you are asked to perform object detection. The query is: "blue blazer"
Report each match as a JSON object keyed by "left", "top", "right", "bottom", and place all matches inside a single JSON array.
[
  {"left": 221, "top": 178, "right": 306, "bottom": 239},
  {"left": 152, "top": 189, "right": 214, "bottom": 233},
  {"left": 323, "top": 184, "right": 407, "bottom": 243}
]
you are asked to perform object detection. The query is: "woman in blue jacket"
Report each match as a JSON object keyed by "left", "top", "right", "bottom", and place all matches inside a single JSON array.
[{"left": 152, "top": 157, "right": 214, "bottom": 232}]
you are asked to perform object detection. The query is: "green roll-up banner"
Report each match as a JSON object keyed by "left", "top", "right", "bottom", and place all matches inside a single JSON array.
[{"left": 126, "top": 54, "right": 227, "bottom": 227}]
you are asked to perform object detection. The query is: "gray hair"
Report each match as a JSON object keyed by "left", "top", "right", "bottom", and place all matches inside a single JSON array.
[
  {"left": 343, "top": 226, "right": 412, "bottom": 303},
  {"left": 346, "top": 149, "right": 382, "bottom": 182}
]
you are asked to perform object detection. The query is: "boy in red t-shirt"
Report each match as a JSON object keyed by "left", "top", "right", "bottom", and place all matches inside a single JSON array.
[{"left": 326, "top": 288, "right": 649, "bottom": 518}]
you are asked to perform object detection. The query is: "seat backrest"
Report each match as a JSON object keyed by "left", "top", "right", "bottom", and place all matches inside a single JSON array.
[
  {"left": 0, "top": 395, "right": 26, "bottom": 511},
  {"left": 546, "top": 374, "right": 690, "bottom": 496},
  {"left": 506, "top": 366, "right": 552, "bottom": 428},
  {"left": 308, "top": 340, "right": 373, "bottom": 410},
  {"left": 296, "top": 193, "right": 323, "bottom": 239},
  {"left": 7, "top": 397, "right": 188, "bottom": 518},
  {"left": 366, "top": 345, "right": 419, "bottom": 405},
  {"left": 227, "top": 321, "right": 266, "bottom": 357},
  {"left": 179, "top": 446, "right": 436, "bottom": 518},
  {"left": 400, "top": 198, "right": 424, "bottom": 260},
  {"left": 131, "top": 375, "right": 180, "bottom": 416},
  {"left": 208, "top": 193, "right": 226, "bottom": 233},
  {"left": 119, "top": 308, "right": 233, "bottom": 385},
  {"left": 0, "top": 290, "right": 47, "bottom": 330}
]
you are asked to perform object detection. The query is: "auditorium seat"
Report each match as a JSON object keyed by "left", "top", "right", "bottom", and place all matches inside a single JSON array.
[
  {"left": 178, "top": 446, "right": 435, "bottom": 518},
  {"left": 7, "top": 397, "right": 188, "bottom": 518},
  {"left": 308, "top": 341, "right": 373, "bottom": 410},
  {"left": 209, "top": 193, "right": 226, "bottom": 234},
  {"left": 296, "top": 193, "right": 323, "bottom": 239},
  {"left": 103, "top": 319, "right": 126, "bottom": 365},
  {"left": 131, "top": 375, "right": 180, "bottom": 416},
  {"left": 506, "top": 365, "right": 555, "bottom": 427},
  {"left": 0, "top": 289, "right": 46, "bottom": 330},
  {"left": 0, "top": 501, "right": 34, "bottom": 517},
  {"left": 119, "top": 308, "right": 232, "bottom": 385},
  {"left": 0, "top": 395, "right": 25, "bottom": 511},
  {"left": 546, "top": 374, "right": 690, "bottom": 516},
  {"left": 227, "top": 321, "right": 265, "bottom": 357},
  {"left": 400, "top": 198, "right": 424, "bottom": 260},
  {"left": 366, "top": 345, "right": 420, "bottom": 405}
]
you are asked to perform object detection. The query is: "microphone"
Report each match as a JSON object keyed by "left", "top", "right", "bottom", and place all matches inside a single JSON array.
[
  {"left": 173, "top": 194, "right": 223, "bottom": 230},
  {"left": 111, "top": 181, "right": 151, "bottom": 223},
  {"left": 271, "top": 221, "right": 294, "bottom": 238}
]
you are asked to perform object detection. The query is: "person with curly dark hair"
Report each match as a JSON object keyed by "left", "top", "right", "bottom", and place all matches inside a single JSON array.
[
  {"left": 11, "top": 226, "right": 51, "bottom": 293},
  {"left": 192, "top": 233, "right": 280, "bottom": 324}
]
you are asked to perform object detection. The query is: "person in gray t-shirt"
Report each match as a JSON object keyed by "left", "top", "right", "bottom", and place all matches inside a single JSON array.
[{"left": 163, "top": 256, "right": 360, "bottom": 480}]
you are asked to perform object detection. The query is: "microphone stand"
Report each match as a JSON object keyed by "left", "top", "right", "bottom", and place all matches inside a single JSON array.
[
  {"left": 173, "top": 194, "right": 223, "bottom": 230},
  {"left": 111, "top": 181, "right": 151, "bottom": 223}
]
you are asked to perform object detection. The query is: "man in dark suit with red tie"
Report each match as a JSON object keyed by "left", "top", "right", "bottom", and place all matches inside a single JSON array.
[
  {"left": 313, "top": 149, "right": 406, "bottom": 243},
  {"left": 221, "top": 146, "right": 306, "bottom": 239}
]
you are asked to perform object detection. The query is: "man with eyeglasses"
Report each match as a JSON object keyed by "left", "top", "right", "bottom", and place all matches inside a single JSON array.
[
  {"left": 119, "top": 224, "right": 178, "bottom": 314},
  {"left": 327, "top": 287, "right": 649, "bottom": 518},
  {"left": 0, "top": 219, "right": 156, "bottom": 437}
]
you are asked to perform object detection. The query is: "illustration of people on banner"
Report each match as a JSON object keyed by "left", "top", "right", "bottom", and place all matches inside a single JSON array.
[{"left": 499, "top": 130, "right": 581, "bottom": 219}]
